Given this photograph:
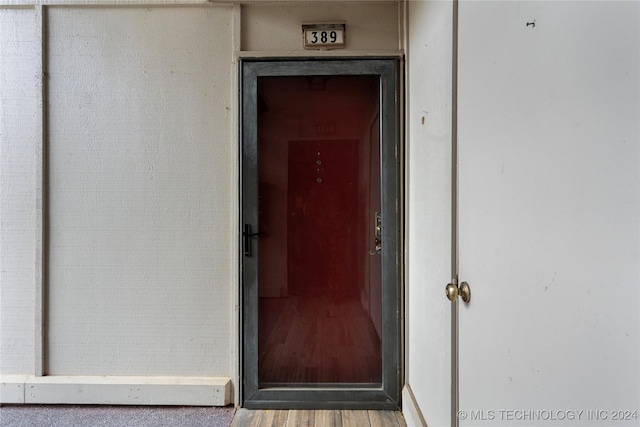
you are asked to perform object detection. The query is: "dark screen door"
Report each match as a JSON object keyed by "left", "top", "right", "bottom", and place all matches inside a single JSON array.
[{"left": 241, "top": 60, "right": 399, "bottom": 409}]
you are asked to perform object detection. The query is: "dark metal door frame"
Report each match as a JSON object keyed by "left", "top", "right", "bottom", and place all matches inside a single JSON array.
[{"left": 240, "top": 58, "right": 401, "bottom": 410}]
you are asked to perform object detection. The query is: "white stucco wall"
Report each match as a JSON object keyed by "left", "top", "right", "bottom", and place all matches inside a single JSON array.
[
  {"left": 1, "top": 4, "right": 236, "bottom": 405},
  {"left": 403, "top": 1, "right": 454, "bottom": 426},
  {"left": 45, "top": 6, "right": 235, "bottom": 377},
  {"left": 0, "top": 7, "right": 39, "bottom": 376},
  {"left": 241, "top": 2, "right": 400, "bottom": 52}
]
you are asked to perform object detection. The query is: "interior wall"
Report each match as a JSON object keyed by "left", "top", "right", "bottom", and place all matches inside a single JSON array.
[
  {"left": 0, "top": 7, "right": 38, "bottom": 375},
  {"left": 404, "top": 1, "right": 453, "bottom": 426},
  {"left": 241, "top": 2, "right": 399, "bottom": 52},
  {"left": 46, "top": 6, "right": 234, "bottom": 376}
]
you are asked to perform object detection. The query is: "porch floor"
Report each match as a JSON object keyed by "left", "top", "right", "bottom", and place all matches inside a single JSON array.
[{"left": 231, "top": 409, "right": 407, "bottom": 427}]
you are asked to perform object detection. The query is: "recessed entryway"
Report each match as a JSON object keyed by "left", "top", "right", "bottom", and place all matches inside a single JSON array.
[{"left": 240, "top": 59, "right": 401, "bottom": 409}]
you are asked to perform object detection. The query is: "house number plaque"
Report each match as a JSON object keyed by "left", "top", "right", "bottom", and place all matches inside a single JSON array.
[{"left": 302, "top": 22, "right": 346, "bottom": 50}]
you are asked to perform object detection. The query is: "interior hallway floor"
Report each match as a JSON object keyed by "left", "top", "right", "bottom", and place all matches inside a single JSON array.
[
  {"left": 231, "top": 409, "right": 407, "bottom": 427},
  {"left": 259, "top": 296, "right": 382, "bottom": 384}
]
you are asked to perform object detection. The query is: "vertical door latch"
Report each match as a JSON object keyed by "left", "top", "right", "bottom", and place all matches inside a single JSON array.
[{"left": 370, "top": 212, "right": 382, "bottom": 255}]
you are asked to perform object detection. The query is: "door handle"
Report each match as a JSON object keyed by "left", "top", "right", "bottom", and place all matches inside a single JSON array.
[
  {"left": 243, "top": 224, "right": 261, "bottom": 257},
  {"left": 369, "top": 212, "right": 382, "bottom": 255},
  {"left": 446, "top": 279, "right": 471, "bottom": 303}
]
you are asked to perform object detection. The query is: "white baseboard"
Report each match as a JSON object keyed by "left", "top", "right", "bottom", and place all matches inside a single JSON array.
[
  {"left": 1, "top": 375, "right": 231, "bottom": 406},
  {"left": 402, "top": 384, "right": 428, "bottom": 427}
]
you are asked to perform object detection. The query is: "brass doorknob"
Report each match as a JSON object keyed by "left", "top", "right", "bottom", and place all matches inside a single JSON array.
[
  {"left": 446, "top": 281, "right": 471, "bottom": 303},
  {"left": 445, "top": 283, "right": 459, "bottom": 301}
]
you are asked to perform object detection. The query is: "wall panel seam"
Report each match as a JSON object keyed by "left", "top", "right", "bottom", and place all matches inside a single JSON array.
[{"left": 34, "top": 1, "right": 45, "bottom": 377}]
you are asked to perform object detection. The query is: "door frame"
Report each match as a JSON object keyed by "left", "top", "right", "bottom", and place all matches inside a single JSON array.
[{"left": 239, "top": 58, "right": 402, "bottom": 409}]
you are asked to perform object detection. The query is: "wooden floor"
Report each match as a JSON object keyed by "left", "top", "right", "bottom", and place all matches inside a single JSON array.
[
  {"left": 230, "top": 409, "right": 407, "bottom": 427},
  {"left": 259, "top": 296, "right": 382, "bottom": 384}
]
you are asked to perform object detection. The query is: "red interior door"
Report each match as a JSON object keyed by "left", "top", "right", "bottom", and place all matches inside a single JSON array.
[{"left": 287, "top": 139, "right": 359, "bottom": 299}]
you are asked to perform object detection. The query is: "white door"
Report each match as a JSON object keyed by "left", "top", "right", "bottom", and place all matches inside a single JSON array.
[{"left": 457, "top": 1, "right": 639, "bottom": 426}]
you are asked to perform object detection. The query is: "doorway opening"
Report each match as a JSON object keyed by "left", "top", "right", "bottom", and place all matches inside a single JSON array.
[{"left": 241, "top": 60, "right": 400, "bottom": 409}]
